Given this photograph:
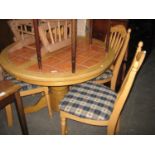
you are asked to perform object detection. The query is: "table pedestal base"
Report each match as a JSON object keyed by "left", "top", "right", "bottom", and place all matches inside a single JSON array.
[
  {"left": 50, "top": 86, "right": 69, "bottom": 112},
  {"left": 24, "top": 86, "right": 69, "bottom": 114}
]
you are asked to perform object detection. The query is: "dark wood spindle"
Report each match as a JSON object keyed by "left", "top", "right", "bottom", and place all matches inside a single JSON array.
[
  {"left": 71, "top": 19, "right": 77, "bottom": 73},
  {"left": 33, "top": 19, "right": 42, "bottom": 69}
]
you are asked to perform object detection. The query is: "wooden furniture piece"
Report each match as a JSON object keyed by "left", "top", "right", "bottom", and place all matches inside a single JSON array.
[
  {"left": 6, "top": 84, "right": 52, "bottom": 127},
  {"left": 92, "top": 19, "right": 128, "bottom": 41},
  {"left": 71, "top": 20, "right": 77, "bottom": 73},
  {"left": 92, "top": 19, "right": 129, "bottom": 84},
  {"left": 0, "top": 66, "right": 13, "bottom": 127},
  {"left": 8, "top": 19, "right": 35, "bottom": 52},
  {"left": 5, "top": 20, "right": 52, "bottom": 121},
  {"left": 39, "top": 20, "right": 72, "bottom": 53},
  {"left": 0, "top": 80, "right": 28, "bottom": 134},
  {"left": 93, "top": 25, "right": 131, "bottom": 91},
  {"left": 33, "top": 19, "right": 42, "bottom": 69},
  {"left": 3, "top": 72, "right": 52, "bottom": 127},
  {"left": 0, "top": 37, "right": 115, "bottom": 112},
  {"left": 1, "top": 65, "right": 52, "bottom": 126},
  {"left": 59, "top": 41, "right": 146, "bottom": 135},
  {"left": 39, "top": 19, "right": 78, "bottom": 73},
  {"left": 87, "top": 19, "right": 111, "bottom": 51},
  {"left": 8, "top": 19, "right": 77, "bottom": 73},
  {"left": 8, "top": 20, "right": 34, "bottom": 42},
  {"left": 8, "top": 19, "right": 43, "bottom": 69}
]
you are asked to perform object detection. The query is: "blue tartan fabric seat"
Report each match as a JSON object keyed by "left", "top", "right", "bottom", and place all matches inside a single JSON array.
[
  {"left": 60, "top": 81, "right": 117, "bottom": 121},
  {"left": 94, "top": 69, "right": 113, "bottom": 81},
  {"left": 4, "top": 72, "right": 38, "bottom": 91}
]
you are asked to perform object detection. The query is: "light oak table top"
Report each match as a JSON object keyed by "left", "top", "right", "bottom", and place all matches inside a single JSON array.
[
  {"left": 0, "top": 37, "right": 115, "bottom": 111},
  {"left": 0, "top": 37, "right": 115, "bottom": 86}
]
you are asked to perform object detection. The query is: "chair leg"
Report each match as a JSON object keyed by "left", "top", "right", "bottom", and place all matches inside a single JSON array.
[
  {"left": 61, "top": 115, "right": 68, "bottom": 135},
  {"left": 107, "top": 120, "right": 117, "bottom": 135},
  {"left": 44, "top": 88, "right": 52, "bottom": 118},
  {"left": 110, "top": 80, "right": 116, "bottom": 91},
  {"left": 5, "top": 104, "right": 13, "bottom": 127},
  {"left": 115, "top": 117, "right": 120, "bottom": 134},
  {"left": 107, "top": 125, "right": 115, "bottom": 135},
  {"left": 14, "top": 91, "right": 29, "bottom": 135},
  {"left": 65, "top": 119, "right": 68, "bottom": 134}
]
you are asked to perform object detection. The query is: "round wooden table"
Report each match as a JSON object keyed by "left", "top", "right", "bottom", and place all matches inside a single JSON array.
[{"left": 0, "top": 37, "right": 115, "bottom": 112}]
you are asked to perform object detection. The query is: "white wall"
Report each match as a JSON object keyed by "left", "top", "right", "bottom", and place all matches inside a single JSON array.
[{"left": 77, "top": 19, "right": 86, "bottom": 36}]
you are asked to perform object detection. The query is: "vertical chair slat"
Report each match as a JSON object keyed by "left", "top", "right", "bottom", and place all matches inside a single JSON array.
[
  {"left": 64, "top": 20, "right": 68, "bottom": 40},
  {"left": 58, "top": 20, "right": 61, "bottom": 42},
  {"left": 47, "top": 22, "right": 55, "bottom": 44}
]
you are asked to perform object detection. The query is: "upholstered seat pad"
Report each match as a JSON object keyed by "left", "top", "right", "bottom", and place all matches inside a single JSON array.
[
  {"left": 94, "top": 69, "right": 112, "bottom": 81},
  {"left": 4, "top": 73, "right": 37, "bottom": 91},
  {"left": 60, "top": 81, "right": 117, "bottom": 121}
]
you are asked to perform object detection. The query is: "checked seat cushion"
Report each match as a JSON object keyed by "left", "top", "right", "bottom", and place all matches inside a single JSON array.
[
  {"left": 94, "top": 69, "right": 113, "bottom": 81},
  {"left": 4, "top": 72, "right": 38, "bottom": 91},
  {"left": 60, "top": 81, "right": 117, "bottom": 121}
]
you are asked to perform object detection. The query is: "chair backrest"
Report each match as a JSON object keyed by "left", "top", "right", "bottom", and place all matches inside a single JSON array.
[
  {"left": 8, "top": 19, "right": 37, "bottom": 52},
  {"left": 110, "top": 27, "right": 131, "bottom": 90},
  {"left": 106, "top": 25, "right": 128, "bottom": 61},
  {"left": 38, "top": 19, "right": 72, "bottom": 53},
  {"left": 109, "top": 41, "right": 146, "bottom": 126},
  {"left": 8, "top": 19, "right": 35, "bottom": 42}
]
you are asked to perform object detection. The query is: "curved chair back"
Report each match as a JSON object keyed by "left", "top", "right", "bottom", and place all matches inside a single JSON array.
[
  {"left": 39, "top": 19, "right": 72, "bottom": 52},
  {"left": 108, "top": 41, "right": 146, "bottom": 134},
  {"left": 8, "top": 19, "right": 35, "bottom": 42},
  {"left": 110, "top": 27, "right": 131, "bottom": 90},
  {"left": 106, "top": 25, "right": 128, "bottom": 62},
  {"left": 8, "top": 19, "right": 36, "bottom": 52}
]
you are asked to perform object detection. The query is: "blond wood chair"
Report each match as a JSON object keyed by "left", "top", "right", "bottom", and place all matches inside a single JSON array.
[
  {"left": 38, "top": 19, "right": 71, "bottom": 53},
  {"left": 108, "top": 25, "right": 128, "bottom": 60},
  {"left": 8, "top": 20, "right": 34, "bottom": 42},
  {"left": 8, "top": 19, "right": 36, "bottom": 52},
  {"left": 3, "top": 72, "right": 52, "bottom": 127},
  {"left": 60, "top": 41, "right": 146, "bottom": 135},
  {"left": 8, "top": 19, "right": 72, "bottom": 53},
  {"left": 93, "top": 25, "right": 131, "bottom": 91}
]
